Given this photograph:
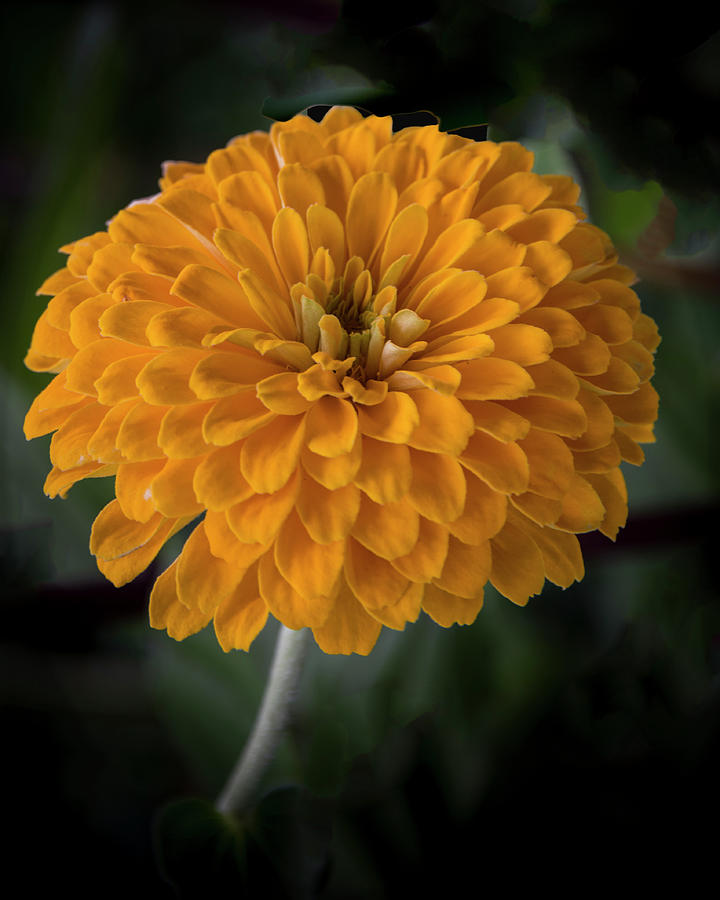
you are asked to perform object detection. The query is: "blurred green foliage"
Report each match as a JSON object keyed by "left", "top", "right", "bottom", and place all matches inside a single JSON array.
[{"left": 2, "top": 0, "right": 718, "bottom": 895}]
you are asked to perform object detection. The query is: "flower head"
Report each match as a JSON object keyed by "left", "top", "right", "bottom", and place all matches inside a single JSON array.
[{"left": 24, "top": 107, "right": 659, "bottom": 654}]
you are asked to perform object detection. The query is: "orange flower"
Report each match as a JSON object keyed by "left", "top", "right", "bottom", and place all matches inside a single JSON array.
[{"left": 24, "top": 107, "right": 660, "bottom": 655}]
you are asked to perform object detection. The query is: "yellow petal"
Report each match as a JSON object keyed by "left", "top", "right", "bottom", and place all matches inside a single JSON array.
[
  {"left": 433, "top": 536, "right": 491, "bottom": 598},
  {"left": 564, "top": 390, "right": 615, "bottom": 451},
  {"left": 95, "top": 352, "right": 156, "bottom": 405},
  {"left": 605, "top": 380, "right": 659, "bottom": 426},
  {"left": 301, "top": 432, "right": 362, "bottom": 490},
  {"left": 49, "top": 403, "right": 108, "bottom": 469},
  {"left": 171, "top": 264, "right": 269, "bottom": 330},
  {"left": 523, "top": 240, "right": 573, "bottom": 285},
  {"left": 518, "top": 429, "right": 575, "bottom": 499},
  {"left": 278, "top": 163, "right": 325, "bottom": 215},
  {"left": 357, "top": 391, "right": 419, "bottom": 443},
  {"left": 274, "top": 510, "right": 345, "bottom": 599},
  {"left": 407, "top": 391, "right": 474, "bottom": 455},
  {"left": 227, "top": 471, "right": 299, "bottom": 544},
  {"left": 202, "top": 391, "right": 275, "bottom": 446},
  {"left": 296, "top": 477, "right": 361, "bottom": 544},
  {"left": 353, "top": 437, "right": 411, "bottom": 503},
  {"left": 509, "top": 510, "right": 584, "bottom": 587},
  {"left": 258, "top": 550, "right": 332, "bottom": 629},
  {"left": 368, "top": 581, "right": 424, "bottom": 631},
  {"left": 132, "top": 243, "right": 218, "bottom": 279},
  {"left": 489, "top": 519, "right": 545, "bottom": 605},
  {"left": 177, "top": 521, "right": 244, "bottom": 614},
  {"left": 147, "top": 306, "right": 228, "bottom": 349},
  {"left": 90, "top": 499, "right": 163, "bottom": 560},
  {"left": 351, "top": 495, "right": 420, "bottom": 560},
  {"left": 489, "top": 323, "right": 552, "bottom": 366},
  {"left": 525, "top": 360, "right": 579, "bottom": 399},
  {"left": 306, "top": 203, "right": 346, "bottom": 273},
  {"left": 158, "top": 402, "right": 213, "bottom": 458},
  {"left": 69, "top": 293, "right": 117, "bottom": 349},
  {"left": 213, "top": 227, "right": 286, "bottom": 297},
  {"left": 305, "top": 397, "right": 358, "bottom": 457},
  {"left": 584, "top": 470, "right": 628, "bottom": 540},
  {"left": 346, "top": 171, "right": 398, "bottom": 267},
  {"left": 218, "top": 170, "right": 279, "bottom": 232},
  {"left": 344, "top": 539, "right": 410, "bottom": 610},
  {"left": 378, "top": 203, "right": 428, "bottom": 284},
  {"left": 114, "top": 400, "right": 168, "bottom": 461},
  {"left": 499, "top": 396, "right": 587, "bottom": 437},
  {"left": 555, "top": 473, "right": 606, "bottom": 533},
  {"left": 256, "top": 372, "right": 312, "bottom": 414},
  {"left": 311, "top": 578, "right": 381, "bottom": 655},
  {"left": 136, "top": 349, "right": 207, "bottom": 405},
  {"left": 149, "top": 559, "right": 212, "bottom": 639},
  {"left": 457, "top": 357, "right": 534, "bottom": 401},
  {"left": 461, "top": 432, "right": 529, "bottom": 494},
  {"left": 190, "top": 349, "right": 282, "bottom": 399},
  {"left": 390, "top": 517, "right": 449, "bottom": 582},
  {"left": 238, "top": 268, "right": 297, "bottom": 340},
  {"left": 213, "top": 566, "right": 268, "bottom": 652},
  {"left": 421, "top": 583, "right": 484, "bottom": 627},
  {"left": 272, "top": 205, "right": 309, "bottom": 287},
  {"left": 151, "top": 458, "right": 204, "bottom": 518},
  {"left": 193, "top": 443, "right": 254, "bottom": 511},
  {"left": 240, "top": 414, "right": 306, "bottom": 493},
  {"left": 406, "top": 449, "right": 466, "bottom": 523},
  {"left": 115, "top": 459, "right": 165, "bottom": 523},
  {"left": 484, "top": 265, "right": 544, "bottom": 313},
  {"left": 463, "top": 399, "right": 530, "bottom": 443},
  {"left": 65, "top": 339, "right": 150, "bottom": 397},
  {"left": 447, "top": 471, "right": 507, "bottom": 544},
  {"left": 99, "top": 300, "right": 172, "bottom": 346},
  {"left": 553, "top": 333, "right": 611, "bottom": 376}
]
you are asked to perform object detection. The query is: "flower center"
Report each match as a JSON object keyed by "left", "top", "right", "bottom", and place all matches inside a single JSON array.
[{"left": 292, "top": 256, "right": 431, "bottom": 383}]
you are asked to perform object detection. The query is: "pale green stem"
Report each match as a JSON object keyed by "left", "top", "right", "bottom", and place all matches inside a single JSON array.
[{"left": 215, "top": 624, "right": 310, "bottom": 816}]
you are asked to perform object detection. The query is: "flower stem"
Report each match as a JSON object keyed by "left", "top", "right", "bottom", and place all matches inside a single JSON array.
[{"left": 216, "top": 624, "right": 311, "bottom": 816}]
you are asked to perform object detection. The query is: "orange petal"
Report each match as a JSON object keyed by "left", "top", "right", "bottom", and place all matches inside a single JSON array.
[
  {"left": 240, "top": 414, "right": 306, "bottom": 493},
  {"left": 460, "top": 432, "right": 529, "bottom": 494},
  {"left": 344, "top": 538, "right": 410, "bottom": 610},
  {"left": 115, "top": 459, "right": 165, "bottom": 523},
  {"left": 274, "top": 510, "right": 345, "bottom": 599},
  {"left": 213, "top": 567, "right": 268, "bottom": 652},
  {"left": 151, "top": 458, "right": 204, "bottom": 518},
  {"left": 227, "top": 471, "right": 299, "bottom": 544},
  {"left": 202, "top": 391, "right": 275, "bottom": 446},
  {"left": 447, "top": 471, "right": 507, "bottom": 544},
  {"left": 301, "top": 433, "right": 362, "bottom": 490},
  {"left": 258, "top": 550, "right": 332, "bottom": 629},
  {"left": 296, "top": 477, "right": 361, "bottom": 544},
  {"left": 177, "top": 521, "right": 244, "bottom": 614},
  {"left": 351, "top": 495, "right": 420, "bottom": 560},
  {"left": 149, "top": 559, "right": 212, "bottom": 640},
  {"left": 357, "top": 391, "right": 419, "bottom": 443},
  {"left": 433, "top": 536, "right": 491, "bottom": 598},
  {"left": 489, "top": 519, "right": 545, "bottom": 605},
  {"left": 421, "top": 583, "right": 484, "bottom": 627},
  {"left": 311, "top": 578, "right": 382, "bottom": 655},
  {"left": 305, "top": 396, "right": 358, "bottom": 458},
  {"left": 353, "top": 437, "right": 411, "bottom": 503},
  {"left": 193, "top": 443, "right": 254, "bottom": 511},
  {"left": 407, "top": 449, "right": 466, "bottom": 523},
  {"left": 407, "top": 391, "right": 474, "bottom": 455}
]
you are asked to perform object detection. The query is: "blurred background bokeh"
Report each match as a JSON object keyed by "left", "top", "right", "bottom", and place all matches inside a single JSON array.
[{"left": 2, "top": 1, "right": 719, "bottom": 895}]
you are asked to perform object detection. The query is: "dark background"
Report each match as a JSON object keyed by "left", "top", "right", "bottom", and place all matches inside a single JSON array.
[{"left": 2, "top": 1, "right": 719, "bottom": 895}]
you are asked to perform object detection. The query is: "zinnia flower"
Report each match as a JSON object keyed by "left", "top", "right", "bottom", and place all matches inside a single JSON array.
[{"left": 24, "top": 106, "right": 659, "bottom": 655}]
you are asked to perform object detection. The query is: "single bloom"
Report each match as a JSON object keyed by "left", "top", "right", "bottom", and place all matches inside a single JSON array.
[{"left": 24, "top": 106, "right": 660, "bottom": 655}]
